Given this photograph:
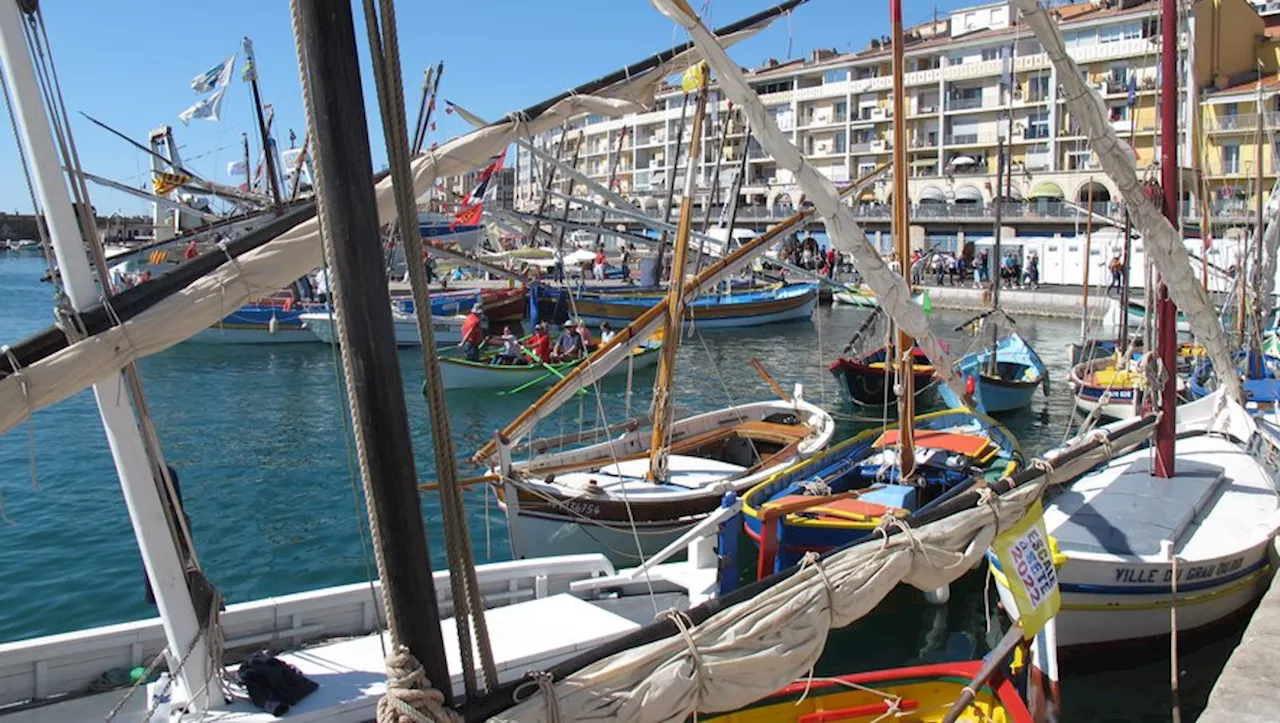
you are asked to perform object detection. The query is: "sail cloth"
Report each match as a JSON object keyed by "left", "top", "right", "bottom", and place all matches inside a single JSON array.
[
  {"left": 1009, "top": 0, "right": 1242, "bottom": 405},
  {"left": 1254, "top": 178, "right": 1280, "bottom": 323},
  {"left": 650, "top": 0, "right": 966, "bottom": 400},
  {"left": 0, "top": 26, "right": 772, "bottom": 440}
]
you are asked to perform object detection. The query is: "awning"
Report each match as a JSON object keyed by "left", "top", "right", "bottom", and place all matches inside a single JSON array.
[
  {"left": 1028, "top": 181, "right": 1064, "bottom": 200},
  {"left": 949, "top": 155, "right": 977, "bottom": 167},
  {"left": 910, "top": 159, "right": 938, "bottom": 169},
  {"left": 953, "top": 184, "right": 984, "bottom": 203},
  {"left": 918, "top": 185, "right": 946, "bottom": 203}
]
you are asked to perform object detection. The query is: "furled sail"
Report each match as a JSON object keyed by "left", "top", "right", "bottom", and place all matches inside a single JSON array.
[
  {"left": 0, "top": 10, "right": 792, "bottom": 438},
  {"left": 1255, "top": 179, "right": 1280, "bottom": 324},
  {"left": 1010, "top": 0, "right": 1242, "bottom": 404},
  {"left": 651, "top": 0, "right": 965, "bottom": 400}
]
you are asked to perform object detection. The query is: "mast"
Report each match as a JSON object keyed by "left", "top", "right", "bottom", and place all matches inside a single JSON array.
[
  {"left": 0, "top": 1, "right": 222, "bottom": 710},
  {"left": 1253, "top": 73, "right": 1265, "bottom": 347},
  {"left": 891, "top": 0, "right": 915, "bottom": 477},
  {"left": 722, "top": 127, "right": 752, "bottom": 244},
  {"left": 241, "top": 133, "right": 253, "bottom": 194},
  {"left": 656, "top": 91, "right": 692, "bottom": 280},
  {"left": 294, "top": 0, "right": 452, "bottom": 697},
  {"left": 1117, "top": 124, "right": 1137, "bottom": 350},
  {"left": 555, "top": 130, "right": 585, "bottom": 252},
  {"left": 594, "top": 124, "right": 629, "bottom": 248},
  {"left": 1154, "top": 0, "right": 1178, "bottom": 478},
  {"left": 648, "top": 68, "right": 709, "bottom": 482},
  {"left": 697, "top": 101, "right": 732, "bottom": 270},
  {"left": 242, "top": 37, "right": 282, "bottom": 207},
  {"left": 1081, "top": 178, "right": 1095, "bottom": 341},
  {"left": 989, "top": 134, "right": 1005, "bottom": 376}
]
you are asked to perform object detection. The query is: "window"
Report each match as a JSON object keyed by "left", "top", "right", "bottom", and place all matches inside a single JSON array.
[
  {"left": 1026, "top": 110, "right": 1050, "bottom": 139},
  {"left": 1223, "top": 144, "right": 1241, "bottom": 174},
  {"left": 833, "top": 132, "right": 847, "bottom": 154},
  {"left": 982, "top": 47, "right": 1000, "bottom": 61},
  {"left": 1109, "top": 104, "right": 1131, "bottom": 122},
  {"left": 823, "top": 68, "right": 849, "bottom": 84},
  {"left": 1109, "top": 64, "right": 1129, "bottom": 88},
  {"left": 1027, "top": 74, "right": 1050, "bottom": 102},
  {"left": 835, "top": 101, "right": 848, "bottom": 122}
]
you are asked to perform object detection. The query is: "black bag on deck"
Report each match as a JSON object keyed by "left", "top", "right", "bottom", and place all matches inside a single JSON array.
[{"left": 237, "top": 652, "right": 319, "bottom": 716}]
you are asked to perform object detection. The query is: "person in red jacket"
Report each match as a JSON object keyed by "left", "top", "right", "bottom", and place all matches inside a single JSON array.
[
  {"left": 526, "top": 323, "right": 552, "bottom": 363},
  {"left": 458, "top": 306, "right": 485, "bottom": 361}
]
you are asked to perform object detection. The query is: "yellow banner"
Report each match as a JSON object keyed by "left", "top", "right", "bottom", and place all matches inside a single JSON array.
[
  {"left": 991, "top": 500, "right": 1061, "bottom": 639},
  {"left": 681, "top": 62, "right": 707, "bottom": 92},
  {"left": 152, "top": 172, "right": 191, "bottom": 196}
]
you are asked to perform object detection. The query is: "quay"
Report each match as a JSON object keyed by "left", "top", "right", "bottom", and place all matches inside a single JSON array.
[{"left": 1198, "top": 541, "right": 1280, "bottom": 723}]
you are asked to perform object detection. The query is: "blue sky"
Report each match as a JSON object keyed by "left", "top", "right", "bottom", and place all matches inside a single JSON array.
[{"left": 0, "top": 0, "right": 976, "bottom": 216}]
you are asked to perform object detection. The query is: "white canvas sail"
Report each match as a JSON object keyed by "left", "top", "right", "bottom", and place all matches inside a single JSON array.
[
  {"left": 0, "top": 27, "right": 772, "bottom": 437},
  {"left": 1010, "top": 0, "right": 1242, "bottom": 404},
  {"left": 651, "top": 0, "right": 965, "bottom": 399}
]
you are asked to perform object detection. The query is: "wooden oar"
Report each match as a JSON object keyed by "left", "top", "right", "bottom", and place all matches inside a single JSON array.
[
  {"left": 418, "top": 473, "right": 498, "bottom": 492},
  {"left": 499, "top": 370, "right": 556, "bottom": 396},
  {"left": 748, "top": 358, "right": 790, "bottom": 401},
  {"left": 940, "top": 623, "right": 1024, "bottom": 723}
]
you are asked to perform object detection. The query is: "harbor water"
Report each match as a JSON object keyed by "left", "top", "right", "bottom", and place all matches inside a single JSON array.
[{"left": 0, "top": 253, "right": 1246, "bottom": 721}]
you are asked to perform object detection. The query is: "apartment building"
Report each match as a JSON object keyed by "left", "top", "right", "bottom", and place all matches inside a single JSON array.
[
  {"left": 443, "top": 167, "right": 515, "bottom": 211},
  {"left": 516, "top": 0, "right": 1267, "bottom": 231}
]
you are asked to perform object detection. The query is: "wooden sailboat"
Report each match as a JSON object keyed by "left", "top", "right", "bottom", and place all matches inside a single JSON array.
[
  {"left": 828, "top": 307, "right": 938, "bottom": 407},
  {"left": 481, "top": 72, "right": 835, "bottom": 563},
  {"left": 938, "top": 137, "right": 1047, "bottom": 415},
  {"left": 996, "top": 0, "right": 1280, "bottom": 651}
]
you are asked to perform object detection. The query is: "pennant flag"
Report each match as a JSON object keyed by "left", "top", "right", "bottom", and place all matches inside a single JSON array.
[
  {"left": 451, "top": 153, "right": 505, "bottom": 229},
  {"left": 191, "top": 55, "right": 236, "bottom": 93},
  {"left": 178, "top": 87, "right": 227, "bottom": 125},
  {"left": 153, "top": 171, "right": 192, "bottom": 196},
  {"left": 681, "top": 61, "right": 707, "bottom": 92},
  {"left": 1126, "top": 72, "right": 1138, "bottom": 107},
  {"left": 241, "top": 37, "right": 258, "bottom": 82},
  {"left": 227, "top": 160, "right": 247, "bottom": 176}
]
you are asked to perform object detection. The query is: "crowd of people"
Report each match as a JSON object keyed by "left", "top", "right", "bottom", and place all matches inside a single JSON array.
[
  {"left": 463, "top": 301, "right": 616, "bottom": 367},
  {"left": 906, "top": 248, "right": 1040, "bottom": 290}
]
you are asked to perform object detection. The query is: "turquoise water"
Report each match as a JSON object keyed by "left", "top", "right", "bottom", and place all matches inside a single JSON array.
[{"left": 0, "top": 254, "right": 1244, "bottom": 720}]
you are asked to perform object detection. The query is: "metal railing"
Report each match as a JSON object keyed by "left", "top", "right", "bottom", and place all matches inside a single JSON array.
[{"left": 945, "top": 95, "right": 986, "bottom": 111}]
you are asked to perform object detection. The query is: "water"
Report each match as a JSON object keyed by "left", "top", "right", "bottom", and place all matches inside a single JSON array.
[{"left": 0, "top": 254, "right": 1242, "bottom": 720}]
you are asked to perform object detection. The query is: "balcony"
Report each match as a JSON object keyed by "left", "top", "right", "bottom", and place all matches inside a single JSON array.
[
  {"left": 910, "top": 136, "right": 938, "bottom": 149},
  {"left": 1023, "top": 126, "right": 1051, "bottom": 141},
  {"left": 945, "top": 133, "right": 981, "bottom": 145},
  {"left": 849, "top": 141, "right": 874, "bottom": 153},
  {"left": 946, "top": 96, "right": 986, "bottom": 111}
]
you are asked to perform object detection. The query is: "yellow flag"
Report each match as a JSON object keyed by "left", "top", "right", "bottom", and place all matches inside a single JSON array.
[
  {"left": 152, "top": 172, "right": 191, "bottom": 196},
  {"left": 991, "top": 500, "right": 1061, "bottom": 639},
  {"left": 681, "top": 62, "right": 707, "bottom": 92}
]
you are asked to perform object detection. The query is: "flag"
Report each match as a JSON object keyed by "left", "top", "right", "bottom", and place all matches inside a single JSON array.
[
  {"left": 990, "top": 500, "right": 1061, "bottom": 640},
  {"left": 178, "top": 87, "right": 227, "bottom": 125},
  {"left": 227, "top": 160, "right": 247, "bottom": 176},
  {"left": 451, "top": 153, "right": 505, "bottom": 229},
  {"left": 241, "top": 37, "right": 257, "bottom": 82},
  {"left": 1127, "top": 72, "right": 1138, "bottom": 107},
  {"left": 191, "top": 55, "right": 236, "bottom": 93},
  {"left": 681, "top": 61, "right": 707, "bottom": 92},
  {"left": 153, "top": 172, "right": 191, "bottom": 196}
]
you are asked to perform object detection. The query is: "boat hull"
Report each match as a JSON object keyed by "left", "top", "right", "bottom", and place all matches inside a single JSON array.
[
  {"left": 556, "top": 283, "right": 818, "bottom": 329},
  {"left": 300, "top": 311, "right": 467, "bottom": 346},
  {"left": 439, "top": 344, "right": 660, "bottom": 390},
  {"left": 1068, "top": 357, "right": 1144, "bottom": 420},
  {"left": 188, "top": 301, "right": 323, "bottom": 345},
  {"left": 829, "top": 347, "right": 935, "bottom": 407},
  {"left": 937, "top": 333, "right": 1046, "bottom": 414}
]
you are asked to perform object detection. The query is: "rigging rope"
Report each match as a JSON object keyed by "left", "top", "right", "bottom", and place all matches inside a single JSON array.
[{"left": 358, "top": 0, "right": 496, "bottom": 697}]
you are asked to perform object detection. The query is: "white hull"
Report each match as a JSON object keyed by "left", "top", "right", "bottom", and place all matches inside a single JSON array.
[
  {"left": 577, "top": 295, "right": 816, "bottom": 330},
  {"left": 188, "top": 327, "right": 318, "bottom": 344},
  {"left": 497, "top": 395, "right": 835, "bottom": 564},
  {"left": 991, "top": 399, "right": 1279, "bottom": 650},
  {"left": 1070, "top": 384, "right": 1143, "bottom": 420},
  {"left": 300, "top": 311, "right": 467, "bottom": 346}
]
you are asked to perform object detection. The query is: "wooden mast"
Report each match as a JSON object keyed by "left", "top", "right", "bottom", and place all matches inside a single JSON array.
[
  {"left": 294, "top": 0, "right": 452, "bottom": 697},
  {"left": 989, "top": 134, "right": 1005, "bottom": 377},
  {"left": 1154, "top": 0, "right": 1178, "bottom": 478},
  {"left": 648, "top": 67, "right": 710, "bottom": 482},
  {"left": 242, "top": 37, "right": 282, "bottom": 207},
  {"left": 594, "top": 125, "right": 630, "bottom": 248},
  {"left": 1081, "top": 179, "right": 1095, "bottom": 342},
  {"left": 891, "top": 0, "right": 915, "bottom": 477},
  {"left": 1253, "top": 72, "right": 1266, "bottom": 348}
]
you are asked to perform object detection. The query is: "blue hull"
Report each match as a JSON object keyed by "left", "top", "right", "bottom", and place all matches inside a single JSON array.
[{"left": 937, "top": 332, "right": 1047, "bottom": 414}]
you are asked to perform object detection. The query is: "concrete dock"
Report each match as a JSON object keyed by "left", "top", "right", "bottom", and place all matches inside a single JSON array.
[{"left": 1197, "top": 540, "right": 1280, "bottom": 723}]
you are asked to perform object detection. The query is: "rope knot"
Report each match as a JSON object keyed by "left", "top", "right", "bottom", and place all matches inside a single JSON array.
[
  {"left": 1029, "top": 457, "right": 1056, "bottom": 481},
  {"left": 656, "top": 609, "right": 708, "bottom": 689},
  {"left": 376, "top": 645, "right": 457, "bottom": 723}
]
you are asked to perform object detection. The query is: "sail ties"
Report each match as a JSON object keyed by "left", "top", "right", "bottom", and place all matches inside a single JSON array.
[
  {"left": 377, "top": 646, "right": 459, "bottom": 723},
  {"left": 657, "top": 609, "right": 709, "bottom": 691}
]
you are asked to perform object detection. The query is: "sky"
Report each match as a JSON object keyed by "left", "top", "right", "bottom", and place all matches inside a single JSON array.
[{"left": 0, "top": 0, "right": 979, "bottom": 217}]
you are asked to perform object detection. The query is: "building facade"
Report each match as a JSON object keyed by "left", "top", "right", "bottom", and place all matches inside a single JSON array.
[{"left": 516, "top": 0, "right": 1268, "bottom": 236}]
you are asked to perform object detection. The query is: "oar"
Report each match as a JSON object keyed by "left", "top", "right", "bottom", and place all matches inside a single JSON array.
[
  {"left": 500, "top": 344, "right": 588, "bottom": 396},
  {"left": 940, "top": 623, "right": 1024, "bottom": 723},
  {"left": 748, "top": 358, "right": 791, "bottom": 401},
  {"left": 499, "top": 371, "right": 555, "bottom": 396}
]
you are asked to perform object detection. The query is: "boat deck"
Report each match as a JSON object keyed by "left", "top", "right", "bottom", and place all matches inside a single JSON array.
[
  {"left": 5, "top": 593, "right": 674, "bottom": 723},
  {"left": 1046, "top": 434, "right": 1278, "bottom": 562}
]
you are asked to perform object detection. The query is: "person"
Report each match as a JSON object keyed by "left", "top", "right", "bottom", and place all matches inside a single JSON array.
[
  {"left": 458, "top": 306, "right": 484, "bottom": 362},
  {"left": 553, "top": 323, "right": 583, "bottom": 361},
  {"left": 1108, "top": 254, "right": 1124, "bottom": 295},
  {"left": 593, "top": 247, "right": 607, "bottom": 281},
  {"left": 494, "top": 326, "right": 522, "bottom": 365},
  {"left": 600, "top": 321, "right": 616, "bottom": 345},
  {"left": 575, "top": 318, "right": 593, "bottom": 349},
  {"left": 184, "top": 238, "right": 199, "bottom": 260},
  {"left": 975, "top": 250, "right": 988, "bottom": 287},
  {"left": 1025, "top": 251, "right": 1040, "bottom": 289},
  {"left": 933, "top": 253, "right": 946, "bottom": 286},
  {"left": 620, "top": 244, "right": 633, "bottom": 283},
  {"left": 801, "top": 245, "right": 814, "bottom": 270},
  {"left": 425, "top": 253, "right": 437, "bottom": 284},
  {"left": 553, "top": 246, "right": 565, "bottom": 283},
  {"left": 526, "top": 323, "right": 552, "bottom": 363},
  {"left": 825, "top": 247, "right": 836, "bottom": 279},
  {"left": 1001, "top": 253, "right": 1016, "bottom": 289},
  {"left": 910, "top": 248, "right": 923, "bottom": 285}
]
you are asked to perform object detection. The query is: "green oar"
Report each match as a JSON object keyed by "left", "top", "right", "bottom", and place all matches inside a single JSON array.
[
  {"left": 499, "top": 371, "right": 556, "bottom": 396},
  {"left": 498, "top": 345, "right": 587, "bottom": 396}
]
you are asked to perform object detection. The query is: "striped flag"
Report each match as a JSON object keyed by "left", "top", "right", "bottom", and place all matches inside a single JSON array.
[{"left": 450, "top": 153, "right": 505, "bottom": 229}]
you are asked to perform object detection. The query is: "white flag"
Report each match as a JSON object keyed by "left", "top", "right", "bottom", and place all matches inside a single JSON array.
[
  {"left": 179, "top": 87, "right": 227, "bottom": 125},
  {"left": 227, "top": 159, "right": 247, "bottom": 176},
  {"left": 191, "top": 55, "right": 236, "bottom": 93}
]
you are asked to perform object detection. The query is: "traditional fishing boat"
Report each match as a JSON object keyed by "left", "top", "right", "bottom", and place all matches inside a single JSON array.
[
  {"left": 392, "top": 285, "right": 527, "bottom": 322},
  {"left": 1187, "top": 352, "right": 1280, "bottom": 414},
  {"left": 702, "top": 660, "right": 1033, "bottom": 723},
  {"left": 829, "top": 345, "right": 936, "bottom": 407},
  {"left": 191, "top": 298, "right": 323, "bottom": 344},
  {"left": 1068, "top": 352, "right": 1148, "bottom": 420},
  {"left": 437, "top": 341, "right": 662, "bottom": 390},
  {"left": 993, "top": 0, "right": 1280, "bottom": 653},
  {"left": 566, "top": 281, "right": 818, "bottom": 329},
  {"left": 743, "top": 408, "right": 1019, "bottom": 575},
  {"left": 937, "top": 332, "right": 1048, "bottom": 414},
  {"left": 300, "top": 307, "right": 468, "bottom": 345},
  {"left": 1102, "top": 297, "right": 1191, "bottom": 335}
]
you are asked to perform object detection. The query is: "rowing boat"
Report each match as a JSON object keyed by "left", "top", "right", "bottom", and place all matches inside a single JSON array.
[
  {"left": 436, "top": 342, "right": 662, "bottom": 390},
  {"left": 828, "top": 346, "right": 936, "bottom": 407},
  {"left": 562, "top": 282, "right": 818, "bottom": 329},
  {"left": 937, "top": 332, "right": 1048, "bottom": 414}
]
